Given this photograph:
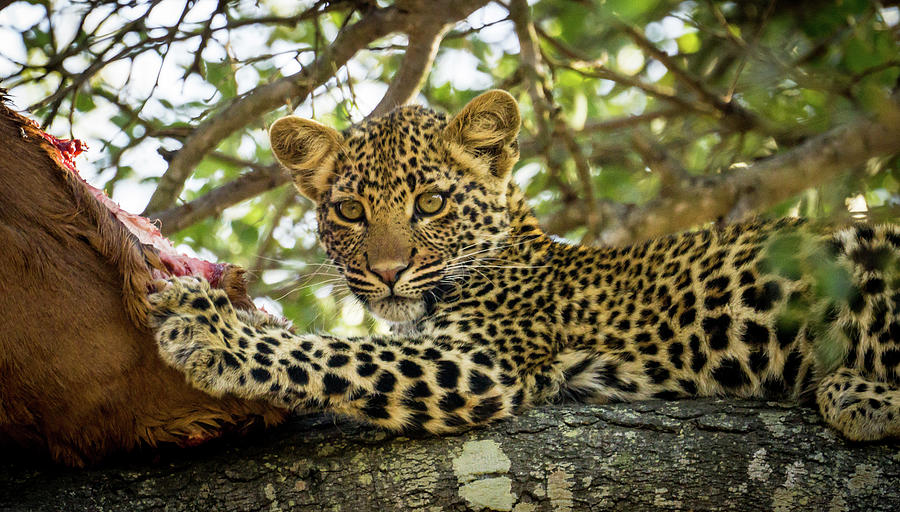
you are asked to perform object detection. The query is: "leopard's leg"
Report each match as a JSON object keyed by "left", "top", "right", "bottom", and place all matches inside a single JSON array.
[
  {"left": 816, "top": 367, "right": 900, "bottom": 441},
  {"left": 150, "top": 277, "right": 526, "bottom": 433}
]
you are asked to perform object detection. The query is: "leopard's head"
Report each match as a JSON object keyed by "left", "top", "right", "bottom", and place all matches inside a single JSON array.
[{"left": 270, "top": 91, "right": 521, "bottom": 323}]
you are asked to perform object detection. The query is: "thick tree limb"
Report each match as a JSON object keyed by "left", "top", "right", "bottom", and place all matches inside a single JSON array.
[
  {"left": 142, "top": 0, "right": 490, "bottom": 219},
  {"left": 4, "top": 400, "right": 898, "bottom": 511},
  {"left": 544, "top": 110, "right": 900, "bottom": 245}
]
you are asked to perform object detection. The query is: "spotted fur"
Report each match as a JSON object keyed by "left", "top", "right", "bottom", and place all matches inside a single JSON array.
[{"left": 151, "top": 90, "right": 900, "bottom": 441}]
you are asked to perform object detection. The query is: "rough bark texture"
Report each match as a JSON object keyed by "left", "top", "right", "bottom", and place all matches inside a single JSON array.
[{"left": 3, "top": 400, "right": 898, "bottom": 511}]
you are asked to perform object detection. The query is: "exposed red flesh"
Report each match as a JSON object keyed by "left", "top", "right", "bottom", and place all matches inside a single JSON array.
[{"left": 36, "top": 123, "right": 228, "bottom": 286}]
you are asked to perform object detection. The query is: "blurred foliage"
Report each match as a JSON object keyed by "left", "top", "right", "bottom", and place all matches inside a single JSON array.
[{"left": 1, "top": 0, "right": 899, "bottom": 333}]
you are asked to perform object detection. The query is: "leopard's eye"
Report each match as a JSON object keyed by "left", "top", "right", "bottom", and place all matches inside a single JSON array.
[
  {"left": 415, "top": 192, "right": 445, "bottom": 216},
  {"left": 336, "top": 200, "right": 365, "bottom": 222}
]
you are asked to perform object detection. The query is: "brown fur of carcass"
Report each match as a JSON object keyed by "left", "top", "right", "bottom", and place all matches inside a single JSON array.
[{"left": 0, "top": 97, "right": 286, "bottom": 466}]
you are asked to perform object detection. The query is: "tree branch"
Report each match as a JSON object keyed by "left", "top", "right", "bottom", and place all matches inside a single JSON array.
[
  {"left": 620, "top": 23, "right": 762, "bottom": 132},
  {"left": 149, "top": 1, "right": 490, "bottom": 234},
  {"left": 142, "top": 0, "right": 491, "bottom": 219},
  {"left": 509, "top": 0, "right": 554, "bottom": 153},
  {"left": 153, "top": 161, "right": 290, "bottom": 235},
  {"left": 369, "top": 17, "right": 450, "bottom": 117},
  {"left": 541, "top": 103, "right": 900, "bottom": 242},
  {"left": 141, "top": 4, "right": 398, "bottom": 217},
  {"left": 592, "top": 109, "right": 900, "bottom": 245},
  {"left": 630, "top": 131, "right": 690, "bottom": 192},
  {"left": 510, "top": 0, "right": 601, "bottom": 238},
  {"left": 556, "top": 117, "right": 602, "bottom": 241},
  {"left": 5, "top": 400, "right": 900, "bottom": 511},
  {"left": 580, "top": 107, "right": 685, "bottom": 132},
  {"left": 249, "top": 191, "right": 299, "bottom": 284},
  {"left": 517, "top": 108, "right": 685, "bottom": 158}
]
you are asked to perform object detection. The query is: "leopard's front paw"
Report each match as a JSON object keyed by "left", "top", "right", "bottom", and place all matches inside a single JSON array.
[
  {"left": 168, "top": 344, "right": 237, "bottom": 397},
  {"left": 149, "top": 276, "right": 246, "bottom": 394},
  {"left": 154, "top": 314, "right": 246, "bottom": 397},
  {"left": 148, "top": 276, "right": 239, "bottom": 332}
]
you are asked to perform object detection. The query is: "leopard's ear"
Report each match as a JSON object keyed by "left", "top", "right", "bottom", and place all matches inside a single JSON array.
[
  {"left": 269, "top": 116, "right": 344, "bottom": 203},
  {"left": 443, "top": 90, "right": 520, "bottom": 180}
]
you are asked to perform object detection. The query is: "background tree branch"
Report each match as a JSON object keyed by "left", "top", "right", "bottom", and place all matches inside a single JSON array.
[
  {"left": 147, "top": 3, "right": 474, "bottom": 235},
  {"left": 368, "top": 12, "right": 450, "bottom": 117},
  {"left": 543, "top": 108, "right": 900, "bottom": 245},
  {"left": 152, "top": 159, "right": 291, "bottom": 235},
  {"left": 142, "top": 0, "right": 490, "bottom": 218}
]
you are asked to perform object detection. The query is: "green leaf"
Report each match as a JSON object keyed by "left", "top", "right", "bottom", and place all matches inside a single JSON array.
[
  {"left": 603, "top": 0, "right": 665, "bottom": 23},
  {"left": 204, "top": 60, "right": 237, "bottom": 99},
  {"left": 231, "top": 220, "right": 260, "bottom": 246},
  {"left": 74, "top": 93, "right": 95, "bottom": 112},
  {"left": 677, "top": 32, "right": 700, "bottom": 54}
]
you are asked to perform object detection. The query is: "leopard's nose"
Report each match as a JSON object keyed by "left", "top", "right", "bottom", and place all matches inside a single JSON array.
[{"left": 369, "top": 262, "right": 408, "bottom": 286}]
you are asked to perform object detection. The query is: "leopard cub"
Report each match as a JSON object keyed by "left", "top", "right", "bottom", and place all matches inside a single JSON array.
[{"left": 151, "top": 90, "right": 900, "bottom": 441}]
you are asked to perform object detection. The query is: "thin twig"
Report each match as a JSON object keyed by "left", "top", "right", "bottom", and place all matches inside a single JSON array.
[
  {"left": 509, "top": 0, "right": 600, "bottom": 238},
  {"left": 620, "top": 23, "right": 761, "bottom": 133},
  {"left": 629, "top": 131, "right": 689, "bottom": 192}
]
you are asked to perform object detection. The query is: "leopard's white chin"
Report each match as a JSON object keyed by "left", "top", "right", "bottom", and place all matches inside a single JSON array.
[{"left": 367, "top": 295, "right": 426, "bottom": 323}]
